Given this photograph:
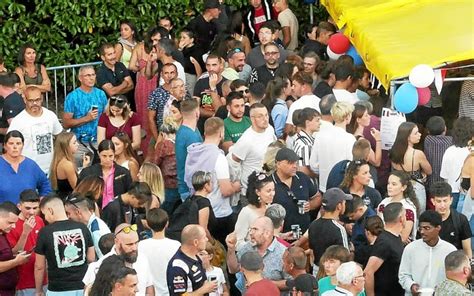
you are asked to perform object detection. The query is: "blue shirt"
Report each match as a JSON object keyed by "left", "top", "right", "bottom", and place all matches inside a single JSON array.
[
  {"left": 0, "top": 156, "right": 51, "bottom": 204},
  {"left": 64, "top": 87, "right": 107, "bottom": 142},
  {"left": 175, "top": 125, "right": 202, "bottom": 198},
  {"left": 271, "top": 99, "right": 288, "bottom": 138},
  {"left": 147, "top": 86, "right": 170, "bottom": 129}
]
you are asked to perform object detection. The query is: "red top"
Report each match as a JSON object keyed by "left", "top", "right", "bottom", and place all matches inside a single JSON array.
[
  {"left": 98, "top": 112, "right": 140, "bottom": 140},
  {"left": 6, "top": 216, "right": 47, "bottom": 290},
  {"left": 245, "top": 279, "right": 280, "bottom": 296},
  {"left": 253, "top": 6, "right": 267, "bottom": 35},
  {"left": 151, "top": 139, "right": 177, "bottom": 189}
]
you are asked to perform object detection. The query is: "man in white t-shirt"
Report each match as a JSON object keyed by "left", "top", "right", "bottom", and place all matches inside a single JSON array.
[
  {"left": 185, "top": 117, "right": 241, "bottom": 245},
  {"left": 332, "top": 62, "right": 358, "bottom": 104},
  {"left": 273, "top": 0, "right": 299, "bottom": 51},
  {"left": 138, "top": 208, "right": 181, "bottom": 296},
  {"left": 285, "top": 71, "right": 321, "bottom": 143},
  {"left": 310, "top": 102, "right": 356, "bottom": 192},
  {"left": 8, "top": 86, "right": 62, "bottom": 174},
  {"left": 230, "top": 103, "right": 276, "bottom": 204},
  {"left": 83, "top": 223, "right": 154, "bottom": 296}
]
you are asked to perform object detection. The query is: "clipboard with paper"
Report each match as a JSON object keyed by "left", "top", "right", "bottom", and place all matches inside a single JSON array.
[{"left": 380, "top": 108, "right": 406, "bottom": 150}]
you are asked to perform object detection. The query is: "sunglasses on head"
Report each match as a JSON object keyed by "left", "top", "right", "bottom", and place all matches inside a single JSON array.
[
  {"left": 110, "top": 96, "right": 126, "bottom": 105},
  {"left": 226, "top": 47, "right": 243, "bottom": 58},
  {"left": 115, "top": 224, "right": 138, "bottom": 235},
  {"left": 65, "top": 194, "right": 84, "bottom": 208}
]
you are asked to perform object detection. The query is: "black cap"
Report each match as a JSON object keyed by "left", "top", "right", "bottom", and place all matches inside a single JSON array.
[
  {"left": 275, "top": 147, "right": 301, "bottom": 162},
  {"left": 204, "top": 0, "right": 220, "bottom": 9},
  {"left": 286, "top": 274, "right": 318, "bottom": 293},
  {"left": 322, "top": 188, "right": 353, "bottom": 211}
]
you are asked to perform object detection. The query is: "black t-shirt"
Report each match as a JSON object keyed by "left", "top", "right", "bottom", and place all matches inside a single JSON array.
[
  {"left": 249, "top": 65, "right": 278, "bottom": 88},
  {"left": 96, "top": 62, "right": 131, "bottom": 98},
  {"left": 195, "top": 195, "right": 217, "bottom": 236},
  {"left": 313, "top": 81, "right": 333, "bottom": 98},
  {"left": 186, "top": 15, "right": 217, "bottom": 53},
  {"left": 272, "top": 172, "right": 317, "bottom": 233},
  {"left": 167, "top": 248, "right": 207, "bottom": 295},
  {"left": 370, "top": 230, "right": 405, "bottom": 295},
  {"left": 439, "top": 211, "right": 472, "bottom": 250},
  {"left": 193, "top": 76, "right": 226, "bottom": 133},
  {"left": 308, "top": 218, "right": 349, "bottom": 265},
  {"left": 182, "top": 45, "right": 205, "bottom": 75},
  {"left": 36, "top": 220, "right": 93, "bottom": 291},
  {"left": 301, "top": 40, "right": 328, "bottom": 61},
  {"left": 0, "top": 91, "right": 25, "bottom": 128}
]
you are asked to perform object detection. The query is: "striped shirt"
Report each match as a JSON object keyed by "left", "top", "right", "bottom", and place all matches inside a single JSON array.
[
  {"left": 424, "top": 135, "right": 453, "bottom": 189},
  {"left": 292, "top": 130, "right": 314, "bottom": 167},
  {"left": 459, "top": 78, "right": 474, "bottom": 120}
]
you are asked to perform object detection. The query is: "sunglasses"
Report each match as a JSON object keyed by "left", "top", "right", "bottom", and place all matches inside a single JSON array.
[
  {"left": 115, "top": 224, "right": 138, "bottom": 235},
  {"left": 226, "top": 47, "right": 243, "bottom": 58},
  {"left": 238, "top": 89, "right": 250, "bottom": 95},
  {"left": 110, "top": 97, "right": 127, "bottom": 105},
  {"left": 65, "top": 194, "right": 84, "bottom": 208}
]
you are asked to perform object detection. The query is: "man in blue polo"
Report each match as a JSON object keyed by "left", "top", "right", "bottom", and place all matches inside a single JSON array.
[{"left": 271, "top": 148, "right": 319, "bottom": 233}]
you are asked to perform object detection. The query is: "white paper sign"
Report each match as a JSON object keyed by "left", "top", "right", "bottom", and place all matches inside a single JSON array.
[{"left": 380, "top": 108, "right": 406, "bottom": 150}]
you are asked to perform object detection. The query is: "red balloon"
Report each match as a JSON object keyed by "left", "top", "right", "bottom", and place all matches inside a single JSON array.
[
  {"left": 417, "top": 87, "right": 431, "bottom": 105},
  {"left": 328, "top": 33, "right": 351, "bottom": 54}
]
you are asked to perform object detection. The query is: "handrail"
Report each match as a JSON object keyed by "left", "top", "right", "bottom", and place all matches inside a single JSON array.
[{"left": 44, "top": 61, "right": 102, "bottom": 115}]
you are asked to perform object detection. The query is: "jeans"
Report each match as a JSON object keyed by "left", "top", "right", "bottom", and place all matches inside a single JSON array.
[
  {"left": 452, "top": 192, "right": 460, "bottom": 210},
  {"left": 47, "top": 290, "right": 83, "bottom": 296}
]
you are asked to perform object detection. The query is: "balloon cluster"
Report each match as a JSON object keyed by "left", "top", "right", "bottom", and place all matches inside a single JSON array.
[
  {"left": 393, "top": 64, "right": 434, "bottom": 113},
  {"left": 327, "top": 33, "right": 363, "bottom": 66}
]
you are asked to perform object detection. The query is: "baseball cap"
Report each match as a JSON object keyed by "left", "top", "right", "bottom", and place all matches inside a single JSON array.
[
  {"left": 275, "top": 147, "right": 301, "bottom": 162},
  {"left": 322, "top": 188, "right": 353, "bottom": 211},
  {"left": 240, "top": 251, "right": 263, "bottom": 271},
  {"left": 204, "top": 0, "right": 220, "bottom": 9}
]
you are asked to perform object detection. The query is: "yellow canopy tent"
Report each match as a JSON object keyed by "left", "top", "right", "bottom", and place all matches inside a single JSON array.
[{"left": 321, "top": 0, "right": 474, "bottom": 89}]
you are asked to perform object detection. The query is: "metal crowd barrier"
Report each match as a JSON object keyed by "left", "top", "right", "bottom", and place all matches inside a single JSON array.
[{"left": 45, "top": 61, "right": 102, "bottom": 115}]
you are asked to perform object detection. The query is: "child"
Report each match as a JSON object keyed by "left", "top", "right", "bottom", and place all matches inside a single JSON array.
[{"left": 198, "top": 242, "right": 229, "bottom": 296}]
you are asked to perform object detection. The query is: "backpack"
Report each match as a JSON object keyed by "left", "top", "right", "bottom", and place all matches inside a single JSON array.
[
  {"left": 165, "top": 195, "right": 200, "bottom": 241},
  {"left": 326, "top": 160, "right": 351, "bottom": 190}
]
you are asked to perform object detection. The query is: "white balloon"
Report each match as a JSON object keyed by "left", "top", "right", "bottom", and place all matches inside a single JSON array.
[
  {"left": 409, "top": 64, "right": 435, "bottom": 88},
  {"left": 327, "top": 46, "right": 343, "bottom": 60}
]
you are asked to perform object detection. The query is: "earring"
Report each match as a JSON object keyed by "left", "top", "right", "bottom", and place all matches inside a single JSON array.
[{"left": 258, "top": 196, "right": 261, "bottom": 202}]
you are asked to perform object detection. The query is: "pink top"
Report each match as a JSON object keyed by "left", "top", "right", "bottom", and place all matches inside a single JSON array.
[
  {"left": 102, "top": 165, "right": 116, "bottom": 208},
  {"left": 98, "top": 113, "right": 140, "bottom": 140}
]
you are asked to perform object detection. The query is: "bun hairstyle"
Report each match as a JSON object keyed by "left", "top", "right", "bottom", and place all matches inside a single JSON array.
[{"left": 246, "top": 171, "right": 273, "bottom": 208}]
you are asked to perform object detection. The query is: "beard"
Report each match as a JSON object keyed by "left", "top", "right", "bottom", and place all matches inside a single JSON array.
[{"left": 118, "top": 245, "right": 138, "bottom": 264}]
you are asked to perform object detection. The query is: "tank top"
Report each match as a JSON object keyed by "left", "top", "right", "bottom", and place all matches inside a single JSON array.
[{"left": 22, "top": 64, "right": 43, "bottom": 85}]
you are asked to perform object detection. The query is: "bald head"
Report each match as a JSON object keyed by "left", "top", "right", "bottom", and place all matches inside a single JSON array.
[
  {"left": 181, "top": 224, "right": 205, "bottom": 245},
  {"left": 253, "top": 216, "right": 274, "bottom": 233}
]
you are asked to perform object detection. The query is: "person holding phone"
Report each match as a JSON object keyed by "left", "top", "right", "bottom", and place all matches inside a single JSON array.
[
  {"left": 198, "top": 242, "right": 229, "bottom": 296},
  {"left": 63, "top": 65, "right": 108, "bottom": 167}
]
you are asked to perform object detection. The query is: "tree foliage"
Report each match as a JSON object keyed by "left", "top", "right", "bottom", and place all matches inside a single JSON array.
[{"left": 0, "top": 0, "right": 327, "bottom": 69}]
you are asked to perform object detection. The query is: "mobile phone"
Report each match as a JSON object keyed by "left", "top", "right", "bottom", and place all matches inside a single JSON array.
[
  {"left": 91, "top": 105, "right": 98, "bottom": 111},
  {"left": 209, "top": 276, "right": 217, "bottom": 281}
]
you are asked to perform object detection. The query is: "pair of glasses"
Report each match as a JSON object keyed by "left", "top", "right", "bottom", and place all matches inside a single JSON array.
[
  {"left": 65, "top": 194, "right": 85, "bottom": 208},
  {"left": 354, "top": 273, "right": 366, "bottom": 279},
  {"left": 288, "top": 190, "right": 296, "bottom": 200},
  {"left": 110, "top": 96, "right": 126, "bottom": 105},
  {"left": 238, "top": 88, "right": 250, "bottom": 95},
  {"left": 352, "top": 160, "right": 367, "bottom": 166},
  {"left": 115, "top": 224, "right": 138, "bottom": 235}
]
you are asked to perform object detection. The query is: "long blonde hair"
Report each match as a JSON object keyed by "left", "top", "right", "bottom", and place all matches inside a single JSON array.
[
  {"left": 139, "top": 162, "right": 165, "bottom": 204},
  {"left": 50, "top": 132, "right": 76, "bottom": 189}
]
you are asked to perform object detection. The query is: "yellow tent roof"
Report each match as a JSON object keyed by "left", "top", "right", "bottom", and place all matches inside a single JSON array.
[{"left": 321, "top": 0, "right": 474, "bottom": 89}]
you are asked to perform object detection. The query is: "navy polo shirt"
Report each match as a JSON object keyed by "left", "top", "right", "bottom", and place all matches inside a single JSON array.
[
  {"left": 271, "top": 171, "right": 318, "bottom": 233},
  {"left": 96, "top": 62, "right": 130, "bottom": 90}
]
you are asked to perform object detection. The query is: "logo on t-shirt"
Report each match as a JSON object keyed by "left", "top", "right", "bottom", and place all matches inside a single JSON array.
[
  {"left": 52, "top": 229, "right": 86, "bottom": 268},
  {"left": 36, "top": 133, "right": 53, "bottom": 155}
]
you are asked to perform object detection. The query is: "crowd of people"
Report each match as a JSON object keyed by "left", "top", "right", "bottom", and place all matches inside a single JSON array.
[{"left": 0, "top": 0, "right": 473, "bottom": 295}]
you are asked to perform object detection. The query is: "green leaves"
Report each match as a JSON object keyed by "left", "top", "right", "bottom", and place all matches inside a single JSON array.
[{"left": 0, "top": 0, "right": 326, "bottom": 70}]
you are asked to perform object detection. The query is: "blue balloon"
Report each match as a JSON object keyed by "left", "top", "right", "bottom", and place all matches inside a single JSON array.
[
  {"left": 394, "top": 83, "right": 418, "bottom": 114},
  {"left": 347, "top": 45, "right": 363, "bottom": 66}
]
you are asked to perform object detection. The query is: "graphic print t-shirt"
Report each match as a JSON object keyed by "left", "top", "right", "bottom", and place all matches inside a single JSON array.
[{"left": 36, "top": 220, "right": 93, "bottom": 291}]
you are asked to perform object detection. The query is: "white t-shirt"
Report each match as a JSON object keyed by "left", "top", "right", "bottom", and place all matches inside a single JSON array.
[
  {"left": 310, "top": 125, "right": 356, "bottom": 192},
  {"left": 206, "top": 266, "right": 226, "bottom": 296},
  {"left": 332, "top": 88, "right": 359, "bottom": 104},
  {"left": 8, "top": 108, "right": 62, "bottom": 174},
  {"left": 278, "top": 8, "right": 299, "bottom": 51},
  {"left": 231, "top": 126, "right": 276, "bottom": 193},
  {"left": 138, "top": 237, "right": 181, "bottom": 296},
  {"left": 286, "top": 94, "right": 321, "bottom": 125},
  {"left": 234, "top": 205, "right": 261, "bottom": 250},
  {"left": 83, "top": 247, "right": 153, "bottom": 296},
  {"left": 208, "top": 153, "right": 232, "bottom": 218},
  {"left": 440, "top": 146, "right": 471, "bottom": 193}
]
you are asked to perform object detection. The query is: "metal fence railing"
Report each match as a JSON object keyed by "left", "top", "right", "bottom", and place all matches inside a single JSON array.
[{"left": 45, "top": 61, "right": 102, "bottom": 115}]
